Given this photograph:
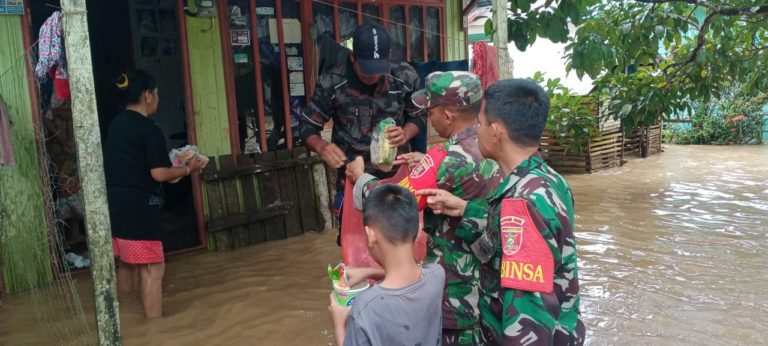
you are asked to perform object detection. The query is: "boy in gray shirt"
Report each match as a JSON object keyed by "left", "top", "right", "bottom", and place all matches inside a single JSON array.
[{"left": 329, "top": 184, "right": 445, "bottom": 346}]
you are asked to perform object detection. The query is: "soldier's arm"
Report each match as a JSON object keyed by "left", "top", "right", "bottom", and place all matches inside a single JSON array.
[
  {"left": 300, "top": 73, "right": 336, "bottom": 152},
  {"left": 435, "top": 152, "right": 485, "bottom": 242},
  {"left": 352, "top": 173, "right": 380, "bottom": 211},
  {"left": 398, "top": 65, "right": 426, "bottom": 141},
  {"left": 498, "top": 199, "right": 560, "bottom": 344}
]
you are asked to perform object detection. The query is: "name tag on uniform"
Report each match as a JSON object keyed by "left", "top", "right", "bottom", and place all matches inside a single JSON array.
[{"left": 499, "top": 198, "right": 554, "bottom": 293}]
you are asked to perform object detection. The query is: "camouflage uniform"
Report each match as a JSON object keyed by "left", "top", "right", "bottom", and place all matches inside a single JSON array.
[
  {"left": 355, "top": 72, "right": 501, "bottom": 346},
  {"left": 464, "top": 153, "right": 586, "bottom": 345},
  {"left": 300, "top": 58, "right": 424, "bottom": 222},
  {"left": 299, "top": 58, "right": 424, "bottom": 171}
]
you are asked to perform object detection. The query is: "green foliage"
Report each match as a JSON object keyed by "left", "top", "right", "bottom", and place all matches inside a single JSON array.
[
  {"left": 530, "top": 72, "right": 598, "bottom": 154},
  {"left": 567, "top": 1, "right": 768, "bottom": 132},
  {"left": 495, "top": 0, "right": 768, "bottom": 132},
  {"left": 497, "top": 0, "right": 600, "bottom": 51},
  {"left": 675, "top": 91, "right": 767, "bottom": 145}
]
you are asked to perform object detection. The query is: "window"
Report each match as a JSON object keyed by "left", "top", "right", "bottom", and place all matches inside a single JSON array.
[
  {"left": 312, "top": 0, "right": 335, "bottom": 38},
  {"left": 362, "top": 4, "right": 380, "bottom": 25},
  {"left": 339, "top": 2, "right": 357, "bottom": 43},
  {"left": 226, "top": 0, "right": 262, "bottom": 154},
  {"left": 389, "top": 5, "right": 406, "bottom": 63},
  {"left": 408, "top": 6, "right": 424, "bottom": 62},
  {"left": 426, "top": 7, "right": 441, "bottom": 61}
]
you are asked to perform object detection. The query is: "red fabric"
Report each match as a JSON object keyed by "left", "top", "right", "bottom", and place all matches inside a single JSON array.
[
  {"left": 396, "top": 144, "right": 449, "bottom": 210},
  {"left": 49, "top": 66, "right": 71, "bottom": 101},
  {"left": 472, "top": 41, "right": 500, "bottom": 91},
  {"left": 341, "top": 165, "right": 427, "bottom": 269},
  {"left": 112, "top": 238, "right": 164, "bottom": 264},
  {"left": 499, "top": 199, "right": 554, "bottom": 293},
  {"left": 54, "top": 76, "right": 71, "bottom": 100}
]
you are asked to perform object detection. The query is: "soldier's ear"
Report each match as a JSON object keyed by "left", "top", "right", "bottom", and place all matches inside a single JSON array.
[
  {"left": 491, "top": 122, "right": 504, "bottom": 143},
  {"left": 444, "top": 107, "right": 457, "bottom": 122}
]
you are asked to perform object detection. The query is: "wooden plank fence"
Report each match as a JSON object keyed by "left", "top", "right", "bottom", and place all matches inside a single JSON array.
[
  {"left": 201, "top": 148, "right": 332, "bottom": 251},
  {"left": 624, "top": 121, "right": 663, "bottom": 158},
  {"left": 539, "top": 102, "right": 624, "bottom": 174}
]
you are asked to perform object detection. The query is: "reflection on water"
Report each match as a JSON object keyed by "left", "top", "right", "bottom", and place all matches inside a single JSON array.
[
  {"left": 570, "top": 145, "right": 768, "bottom": 345},
  {"left": 1, "top": 145, "right": 767, "bottom": 345}
]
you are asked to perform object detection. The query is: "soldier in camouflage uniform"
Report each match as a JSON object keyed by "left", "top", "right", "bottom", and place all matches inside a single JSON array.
[
  {"left": 419, "top": 79, "right": 586, "bottom": 345},
  {"left": 299, "top": 22, "right": 424, "bottom": 245},
  {"left": 346, "top": 71, "right": 501, "bottom": 346}
]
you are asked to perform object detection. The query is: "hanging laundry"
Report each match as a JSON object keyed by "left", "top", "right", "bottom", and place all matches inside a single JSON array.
[
  {"left": 471, "top": 41, "right": 499, "bottom": 90},
  {"left": 0, "top": 96, "right": 15, "bottom": 166},
  {"left": 36, "top": 11, "right": 70, "bottom": 101}
]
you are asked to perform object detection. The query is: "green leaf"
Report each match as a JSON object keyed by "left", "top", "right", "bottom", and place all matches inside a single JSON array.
[
  {"left": 484, "top": 19, "right": 494, "bottom": 36},
  {"left": 518, "top": 0, "right": 531, "bottom": 13},
  {"left": 619, "top": 104, "right": 633, "bottom": 118}
]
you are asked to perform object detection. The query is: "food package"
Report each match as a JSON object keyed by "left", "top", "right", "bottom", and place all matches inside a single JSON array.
[
  {"left": 370, "top": 118, "right": 397, "bottom": 172},
  {"left": 169, "top": 145, "right": 209, "bottom": 167},
  {"left": 168, "top": 145, "right": 210, "bottom": 183}
]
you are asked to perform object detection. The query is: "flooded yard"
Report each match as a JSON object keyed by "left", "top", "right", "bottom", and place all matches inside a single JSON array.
[{"left": 1, "top": 144, "right": 767, "bottom": 345}]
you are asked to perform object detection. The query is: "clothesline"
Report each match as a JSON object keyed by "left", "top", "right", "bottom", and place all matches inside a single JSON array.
[
  {"left": 311, "top": 0, "right": 472, "bottom": 46},
  {"left": 0, "top": 40, "right": 39, "bottom": 85}
]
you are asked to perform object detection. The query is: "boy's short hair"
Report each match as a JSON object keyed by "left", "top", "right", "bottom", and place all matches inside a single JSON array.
[
  {"left": 484, "top": 79, "right": 550, "bottom": 147},
  {"left": 363, "top": 184, "right": 419, "bottom": 244}
]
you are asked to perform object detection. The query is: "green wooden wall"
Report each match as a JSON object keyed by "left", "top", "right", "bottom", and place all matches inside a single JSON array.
[
  {"left": 444, "top": 0, "right": 467, "bottom": 61},
  {"left": 186, "top": 17, "right": 231, "bottom": 158},
  {"left": 0, "top": 16, "right": 54, "bottom": 293}
]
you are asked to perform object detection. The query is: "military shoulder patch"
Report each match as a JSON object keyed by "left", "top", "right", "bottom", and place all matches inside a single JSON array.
[{"left": 499, "top": 198, "right": 554, "bottom": 293}]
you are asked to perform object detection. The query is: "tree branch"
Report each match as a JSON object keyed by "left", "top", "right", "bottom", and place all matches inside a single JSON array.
[
  {"left": 664, "top": 11, "right": 716, "bottom": 71},
  {"left": 660, "top": 3, "right": 768, "bottom": 72}
]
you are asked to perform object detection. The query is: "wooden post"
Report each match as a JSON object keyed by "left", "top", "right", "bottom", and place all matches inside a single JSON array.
[
  {"left": 60, "top": 0, "right": 122, "bottom": 344},
  {"left": 491, "top": 0, "right": 512, "bottom": 78}
]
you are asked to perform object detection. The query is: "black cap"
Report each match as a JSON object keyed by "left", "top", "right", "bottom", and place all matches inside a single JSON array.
[{"left": 352, "top": 22, "right": 392, "bottom": 76}]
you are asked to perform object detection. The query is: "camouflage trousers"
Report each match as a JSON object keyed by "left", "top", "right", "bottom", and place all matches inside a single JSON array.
[{"left": 442, "top": 328, "right": 481, "bottom": 346}]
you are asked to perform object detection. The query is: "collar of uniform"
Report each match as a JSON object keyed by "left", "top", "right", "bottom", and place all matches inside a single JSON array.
[
  {"left": 491, "top": 152, "right": 545, "bottom": 201},
  {"left": 345, "top": 57, "right": 386, "bottom": 94},
  {"left": 446, "top": 126, "right": 477, "bottom": 146}
]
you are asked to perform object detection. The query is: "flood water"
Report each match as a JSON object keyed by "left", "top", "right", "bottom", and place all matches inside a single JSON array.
[{"left": 1, "top": 145, "right": 767, "bottom": 345}]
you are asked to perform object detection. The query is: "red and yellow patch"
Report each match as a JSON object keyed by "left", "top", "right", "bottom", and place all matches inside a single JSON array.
[
  {"left": 396, "top": 144, "right": 448, "bottom": 210},
  {"left": 499, "top": 198, "right": 554, "bottom": 293}
]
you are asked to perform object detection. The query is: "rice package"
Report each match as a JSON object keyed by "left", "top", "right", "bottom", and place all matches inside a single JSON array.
[{"left": 370, "top": 118, "right": 397, "bottom": 172}]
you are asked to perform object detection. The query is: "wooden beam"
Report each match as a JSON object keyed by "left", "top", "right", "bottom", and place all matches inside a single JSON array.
[
  {"left": 60, "top": 0, "right": 122, "bottom": 344},
  {"left": 248, "top": 0, "right": 269, "bottom": 152},
  {"left": 201, "top": 155, "right": 323, "bottom": 181},
  {"left": 275, "top": 0, "right": 295, "bottom": 150},
  {"left": 491, "top": 0, "right": 512, "bottom": 78},
  {"left": 176, "top": 0, "right": 208, "bottom": 251},
  {"left": 207, "top": 202, "right": 291, "bottom": 233},
  {"left": 217, "top": 0, "right": 242, "bottom": 157}
]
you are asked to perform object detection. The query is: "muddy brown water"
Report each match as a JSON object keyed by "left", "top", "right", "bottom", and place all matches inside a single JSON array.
[{"left": 1, "top": 145, "right": 766, "bottom": 345}]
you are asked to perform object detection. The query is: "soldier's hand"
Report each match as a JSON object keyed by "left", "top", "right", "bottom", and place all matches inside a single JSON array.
[
  {"left": 344, "top": 156, "right": 365, "bottom": 183},
  {"left": 385, "top": 126, "right": 407, "bottom": 147},
  {"left": 318, "top": 142, "right": 347, "bottom": 169},
  {"left": 416, "top": 189, "right": 468, "bottom": 217},
  {"left": 393, "top": 152, "right": 424, "bottom": 169}
]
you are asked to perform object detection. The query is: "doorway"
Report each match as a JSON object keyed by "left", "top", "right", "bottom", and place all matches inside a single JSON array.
[{"left": 28, "top": 0, "right": 202, "bottom": 274}]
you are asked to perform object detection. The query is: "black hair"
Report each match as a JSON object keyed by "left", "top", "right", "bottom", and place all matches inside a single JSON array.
[
  {"left": 363, "top": 184, "right": 419, "bottom": 245},
  {"left": 114, "top": 69, "right": 157, "bottom": 105},
  {"left": 484, "top": 79, "right": 549, "bottom": 147}
]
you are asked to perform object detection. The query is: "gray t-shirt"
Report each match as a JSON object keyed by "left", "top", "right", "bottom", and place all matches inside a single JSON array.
[{"left": 344, "top": 263, "right": 445, "bottom": 346}]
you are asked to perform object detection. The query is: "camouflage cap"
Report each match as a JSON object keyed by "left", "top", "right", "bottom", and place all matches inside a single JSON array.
[{"left": 411, "top": 71, "right": 483, "bottom": 109}]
